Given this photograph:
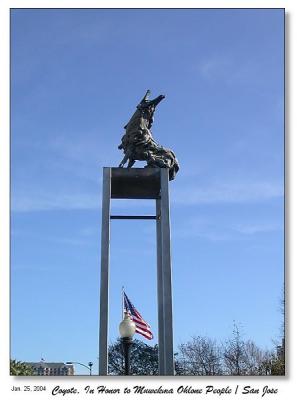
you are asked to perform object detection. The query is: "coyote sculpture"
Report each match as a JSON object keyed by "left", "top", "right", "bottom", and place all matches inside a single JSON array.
[{"left": 118, "top": 90, "right": 179, "bottom": 180}]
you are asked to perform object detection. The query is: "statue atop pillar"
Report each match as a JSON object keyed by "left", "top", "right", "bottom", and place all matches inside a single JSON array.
[{"left": 118, "top": 90, "right": 179, "bottom": 181}]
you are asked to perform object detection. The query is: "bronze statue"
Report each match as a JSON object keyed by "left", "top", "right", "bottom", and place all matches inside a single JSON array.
[{"left": 118, "top": 90, "right": 179, "bottom": 180}]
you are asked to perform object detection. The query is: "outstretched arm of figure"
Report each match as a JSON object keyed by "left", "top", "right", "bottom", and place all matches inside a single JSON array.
[
  {"left": 150, "top": 94, "right": 165, "bottom": 107},
  {"left": 139, "top": 89, "right": 151, "bottom": 104}
]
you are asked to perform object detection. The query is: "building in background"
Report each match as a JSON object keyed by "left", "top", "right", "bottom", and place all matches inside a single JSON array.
[
  {"left": 277, "top": 338, "right": 285, "bottom": 362},
  {"left": 25, "top": 361, "right": 74, "bottom": 376}
]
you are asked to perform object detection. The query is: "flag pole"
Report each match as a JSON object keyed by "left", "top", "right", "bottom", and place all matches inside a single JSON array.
[{"left": 122, "top": 286, "right": 124, "bottom": 319}]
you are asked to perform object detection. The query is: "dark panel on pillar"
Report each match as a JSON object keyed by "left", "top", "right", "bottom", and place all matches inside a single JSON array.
[{"left": 111, "top": 168, "right": 161, "bottom": 199}]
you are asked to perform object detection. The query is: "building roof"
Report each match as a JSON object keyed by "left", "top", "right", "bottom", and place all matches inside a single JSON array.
[{"left": 26, "top": 362, "right": 72, "bottom": 368}]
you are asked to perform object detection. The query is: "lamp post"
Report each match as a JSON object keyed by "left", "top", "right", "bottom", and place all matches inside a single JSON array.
[
  {"left": 66, "top": 361, "right": 93, "bottom": 375},
  {"left": 119, "top": 312, "right": 136, "bottom": 375}
]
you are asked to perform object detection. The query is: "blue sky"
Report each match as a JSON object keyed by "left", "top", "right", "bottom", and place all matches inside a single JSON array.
[{"left": 11, "top": 8, "right": 284, "bottom": 375}]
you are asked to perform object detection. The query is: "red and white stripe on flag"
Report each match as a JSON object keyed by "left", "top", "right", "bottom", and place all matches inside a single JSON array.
[{"left": 123, "top": 291, "right": 153, "bottom": 340}]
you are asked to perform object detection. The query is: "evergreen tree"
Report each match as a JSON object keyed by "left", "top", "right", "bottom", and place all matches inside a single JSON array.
[
  {"left": 10, "top": 359, "right": 34, "bottom": 376},
  {"left": 108, "top": 339, "right": 158, "bottom": 375}
]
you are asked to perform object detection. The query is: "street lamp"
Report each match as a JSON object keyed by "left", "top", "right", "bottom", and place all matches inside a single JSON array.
[
  {"left": 119, "top": 312, "right": 136, "bottom": 375},
  {"left": 66, "top": 361, "right": 93, "bottom": 375}
]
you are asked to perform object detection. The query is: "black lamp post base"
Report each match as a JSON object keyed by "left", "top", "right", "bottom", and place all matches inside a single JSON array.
[{"left": 122, "top": 337, "right": 133, "bottom": 375}]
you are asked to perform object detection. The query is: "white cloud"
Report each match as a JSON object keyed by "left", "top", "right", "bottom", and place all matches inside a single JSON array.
[
  {"left": 12, "top": 178, "right": 283, "bottom": 213},
  {"left": 196, "top": 54, "right": 258, "bottom": 86},
  {"left": 11, "top": 189, "right": 158, "bottom": 213},
  {"left": 234, "top": 222, "right": 283, "bottom": 235},
  {"left": 197, "top": 55, "right": 233, "bottom": 81},
  {"left": 172, "top": 180, "right": 283, "bottom": 206},
  {"left": 11, "top": 192, "right": 100, "bottom": 212},
  {"left": 173, "top": 217, "right": 283, "bottom": 243}
]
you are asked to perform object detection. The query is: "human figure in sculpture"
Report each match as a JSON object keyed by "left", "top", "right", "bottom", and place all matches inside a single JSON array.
[{"left": 118, "top": 90, "right": 179, "bottom": 180}]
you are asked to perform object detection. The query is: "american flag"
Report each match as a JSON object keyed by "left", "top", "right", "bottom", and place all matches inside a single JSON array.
[{"left": 123, "top": 291, "right": 153, "bottom": 340}]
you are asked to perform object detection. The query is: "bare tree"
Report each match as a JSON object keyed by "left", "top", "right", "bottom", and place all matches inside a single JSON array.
[
  {"left": 244, "top": 340, "right": 275, "bottom": 375},
  {"left": 223, "top": 324, "right": 247, "bottom": 375},
  {"left": 222, "top": 323, "right": 275, "bottom": 375},
  {"left": 178, "top": 336, "right": 223, "bottom": 375}
]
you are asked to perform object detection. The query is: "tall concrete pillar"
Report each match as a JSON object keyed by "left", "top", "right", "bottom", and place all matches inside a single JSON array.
[
  {"left": 99, "top": 168, "right": 111, "bottom": 375},
  {"left": 99, "top": 167, "right": 174, "bottom": 375}
]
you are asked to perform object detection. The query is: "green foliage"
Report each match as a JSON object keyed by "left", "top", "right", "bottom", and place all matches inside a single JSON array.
[
  {"left": 108, "top": 339, "right": 159, "bottom": 375},
  {"left": 270, "top": 357, "right": 285, "bottom": 375},
  {"left": 10, "top": 359, "right": 34, "bottom": 376}
]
